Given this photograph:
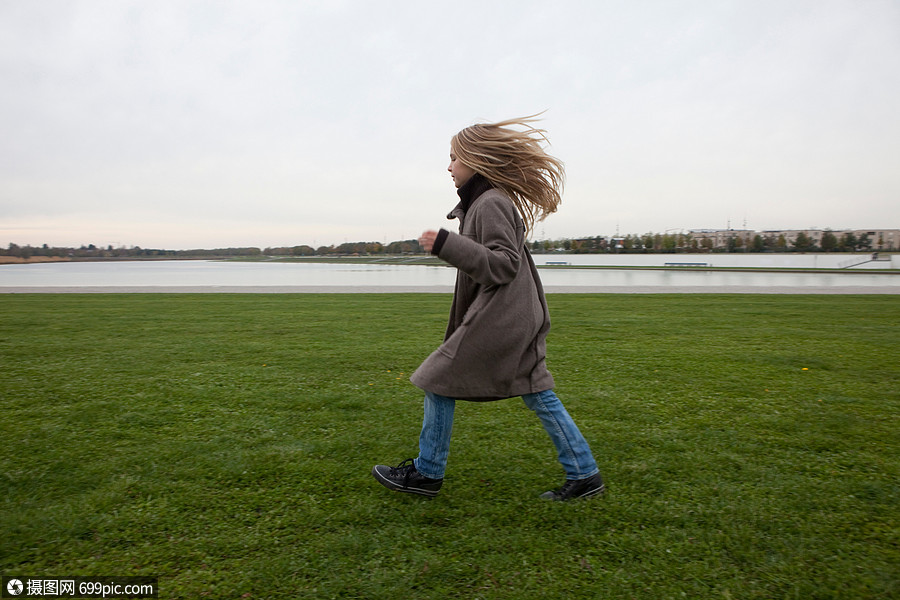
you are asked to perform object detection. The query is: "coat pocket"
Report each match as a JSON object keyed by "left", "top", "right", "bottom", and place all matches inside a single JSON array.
[
  {"left": 436, "top": 324, "right": 467, "bottom": 360},
  {"left": 436, "top": 287, "right": 494, "bottom": 360}
]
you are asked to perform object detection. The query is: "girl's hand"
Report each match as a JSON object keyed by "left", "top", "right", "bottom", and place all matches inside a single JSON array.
[{"left": 418, "top": 230, "right": 438, "bottom": 253}]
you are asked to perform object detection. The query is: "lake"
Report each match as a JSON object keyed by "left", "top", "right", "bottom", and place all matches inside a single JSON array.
[
  {"left": 531, "top": 252, "right": 900, "bottom": 270},
  {"left": 1, "top": 259, "right": 898, "bottom": 293}
]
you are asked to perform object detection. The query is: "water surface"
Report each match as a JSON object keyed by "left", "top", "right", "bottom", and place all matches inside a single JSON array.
[{"left": 1, "top": 260, "right": 897, "bottom": 293}]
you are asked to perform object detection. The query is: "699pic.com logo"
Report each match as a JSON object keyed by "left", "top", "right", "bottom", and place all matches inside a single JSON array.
[
  {"left": 2, "top": 576, "right": 158, "bottom": 599},
  {"left": 5, "top": 579, "right": 23, "bottom": 597}
]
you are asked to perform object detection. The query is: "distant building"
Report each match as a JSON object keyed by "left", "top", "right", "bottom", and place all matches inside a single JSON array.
[
  {"left": 690, "top": 229, "right": 754, "bottom": 249},
  {"left": 688, "top": 228, "right": 899, "bottom": 251}
]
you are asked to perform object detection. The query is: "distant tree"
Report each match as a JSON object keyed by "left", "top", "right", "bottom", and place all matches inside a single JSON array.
[
  {"left": 857, "top": 233, "right": 872, "bottom": 251},
  {"left": 776, "top": 234, "right": 787, "bottom": 250},
  {"left": 839, "top": 232, "right": 857, "bottom": 251},
  {"left": 792, "top": 232, "right": 808, "bottom": 251},
  {"left": 662, "top": 234, "right": 677, "bottom": 252},
  {"left": 586, "top": 236, "right": 606, "bottom": 252},
  {"left": 792, "top": 232, "right": 815, "bottom": 252},
  {"left": 751, "top": 235, "right": 765, "bottom": 252},
  {"left": 337, "top": 241, "right": 368, "bottom": 254},
  {"left": 385, "top": 240, "right": 419, "bottom": 254},
  {"left": 820, "top": 230, "right": 838, "bottom": 252}
]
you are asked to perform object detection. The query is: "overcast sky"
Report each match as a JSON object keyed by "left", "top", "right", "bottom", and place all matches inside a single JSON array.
[{"left": 2, "top": 0, "right": 898, "bottom": 250}]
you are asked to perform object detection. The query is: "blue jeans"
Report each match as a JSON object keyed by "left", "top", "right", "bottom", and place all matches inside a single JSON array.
[{"left": 414, "top": 389, "right": 599, "bottom": 480}]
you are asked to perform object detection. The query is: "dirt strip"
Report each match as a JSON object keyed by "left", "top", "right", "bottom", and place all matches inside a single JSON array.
[{"left": 1, "top": 285, "right": 898, "bottom": 294}]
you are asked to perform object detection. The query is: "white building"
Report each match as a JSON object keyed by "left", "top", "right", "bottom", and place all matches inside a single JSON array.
[{"left": 688, "top": 228, "right": 899, "bottom": 250}]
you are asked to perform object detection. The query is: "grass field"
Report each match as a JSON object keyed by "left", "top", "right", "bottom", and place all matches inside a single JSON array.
[{"left": 1, "top": 293, "right": 897, "bottom": 599}]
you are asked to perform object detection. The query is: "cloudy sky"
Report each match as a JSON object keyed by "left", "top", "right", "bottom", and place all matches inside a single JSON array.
[{"left": 2, "top": 0, "right": 898, "bottom": 250}]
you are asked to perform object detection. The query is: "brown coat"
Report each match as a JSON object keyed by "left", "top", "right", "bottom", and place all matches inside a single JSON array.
[{"left": 409, "top": 187, "right": 555, "bottom": 400}]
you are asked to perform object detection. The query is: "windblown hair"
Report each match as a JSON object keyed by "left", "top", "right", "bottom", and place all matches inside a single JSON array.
[{"left": 451, "top": 114, "right": 565, "bottom": 235}]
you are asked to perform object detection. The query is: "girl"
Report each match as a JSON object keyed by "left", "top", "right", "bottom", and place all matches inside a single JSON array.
[{"left": 372, "top": 116, "right": 604, "bottom": 501}]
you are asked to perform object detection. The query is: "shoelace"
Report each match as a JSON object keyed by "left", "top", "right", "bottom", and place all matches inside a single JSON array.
[
  {"left": 557, "top": 480, "right": 579, "bottom": 495},
  {"left": 390, "top": 458, "right": 417, "bottom": 484}
]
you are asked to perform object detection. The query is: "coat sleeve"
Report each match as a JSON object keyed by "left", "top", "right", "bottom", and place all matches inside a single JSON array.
[{"left": 437, "top": 195, "right": 522, "bottom": 287}]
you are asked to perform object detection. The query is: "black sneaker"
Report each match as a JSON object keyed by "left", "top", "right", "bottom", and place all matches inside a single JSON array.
[
  {"left": 372, "top": 458, "right": 443, "bottom": 497},
  {"left": 540, "top": 473, "right": 606, "bottom": 501}
]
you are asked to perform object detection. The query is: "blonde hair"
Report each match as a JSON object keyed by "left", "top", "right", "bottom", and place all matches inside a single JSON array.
[{"left": 451, "top": 114, "right": 565, "bottom": 234}]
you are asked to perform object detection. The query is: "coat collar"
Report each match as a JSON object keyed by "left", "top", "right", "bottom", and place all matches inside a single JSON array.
[{"left": 447, "top": 173, "right": 494, "bottom": 220}]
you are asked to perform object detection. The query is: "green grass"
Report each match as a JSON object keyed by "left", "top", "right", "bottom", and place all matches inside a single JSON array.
[{"left": 1, "top": 294, "right": 897, "bottom": 599}]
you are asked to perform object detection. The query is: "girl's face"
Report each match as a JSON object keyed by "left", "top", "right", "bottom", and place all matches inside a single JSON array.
[{"left": 448, "top": 152, "right": 476, "bottom": 188}]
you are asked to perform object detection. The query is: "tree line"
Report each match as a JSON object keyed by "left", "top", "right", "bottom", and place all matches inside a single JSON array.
[
  {"left": 594, "top": 230, "right": 880, "bottom": 254},
  {"left": 0, "top": 240, "right": 425, "bottom": 259},
  {"left": 1, "top": 229, "right": 886, "bottom": 260}
]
